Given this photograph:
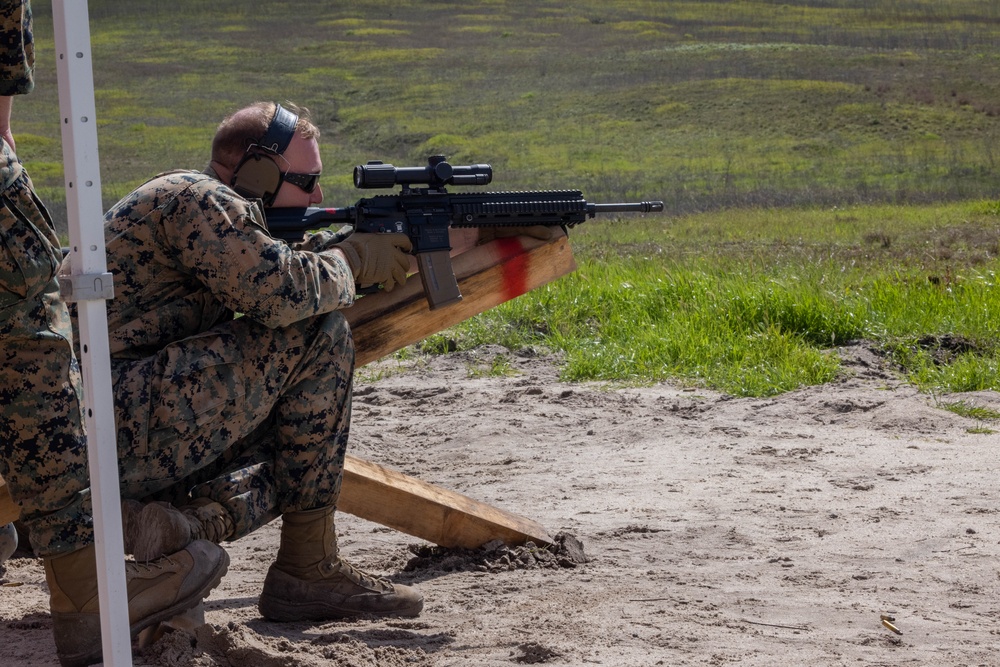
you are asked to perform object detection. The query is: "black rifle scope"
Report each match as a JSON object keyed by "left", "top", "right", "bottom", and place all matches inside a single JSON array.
[{"left": 353, "top": 155, "right": 493, "bottom": 189}]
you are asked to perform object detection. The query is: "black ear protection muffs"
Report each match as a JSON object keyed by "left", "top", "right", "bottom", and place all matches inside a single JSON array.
[{"left": 230, "top": 104, "right": 299, "bottom": 206}]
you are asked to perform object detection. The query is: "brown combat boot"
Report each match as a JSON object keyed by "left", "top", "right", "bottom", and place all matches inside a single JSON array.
[
  {"left": 257, "top": 506, "right": 422, "bottom": 621},
  {"left": 44, "top": 539, "right": 229, "bottom": 667},
  {"left": 122, "top": 498, "right": 235, "bottom": 561}
]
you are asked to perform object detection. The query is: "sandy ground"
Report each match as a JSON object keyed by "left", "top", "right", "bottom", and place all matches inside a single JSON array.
[{"left": 2, "top": 343, "right": 1000, "bottom": 666}]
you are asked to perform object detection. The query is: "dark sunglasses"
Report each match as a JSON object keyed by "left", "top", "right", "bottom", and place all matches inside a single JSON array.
[{"left": 282, "top": 171, "right": 321, "bottom": 193}]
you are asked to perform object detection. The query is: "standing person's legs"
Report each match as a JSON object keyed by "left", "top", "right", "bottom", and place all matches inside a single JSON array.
[
  {"left": 0, "top": 175, "right": 92, "bottom": 558},
  {"left": 0, "top": 291, "right": 92, "bottom": 555},
  {"left": 0, "top": 174, "right": 94, "bottom": 556}
]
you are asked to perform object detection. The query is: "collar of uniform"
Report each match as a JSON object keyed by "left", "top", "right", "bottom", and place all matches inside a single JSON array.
[{"left": 203, "top": 164, "right": 222, "bottom": 182}]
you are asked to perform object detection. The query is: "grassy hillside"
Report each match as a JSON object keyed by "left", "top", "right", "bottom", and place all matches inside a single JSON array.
[
  {"left": 19, "top": 0, "right": 1000, "bottom": 224},
  {"left": 17, "top": 0, "right": 1000, "bottom": 397}
]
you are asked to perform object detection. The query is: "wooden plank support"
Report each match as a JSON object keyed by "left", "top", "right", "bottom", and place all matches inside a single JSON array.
[
  {"left": 345, "top": 231, "right": 575, "bottom": 367},
  {"left": 0, "top": 232, "right": 575, "bottom": 547},
  {"left": 340, "top": 455, "right": 552, "bottom": 548}
]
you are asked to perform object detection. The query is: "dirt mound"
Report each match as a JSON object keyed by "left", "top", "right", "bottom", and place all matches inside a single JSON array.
[{"left": 404, "top": 532, "right": 587, "bottom": 574}]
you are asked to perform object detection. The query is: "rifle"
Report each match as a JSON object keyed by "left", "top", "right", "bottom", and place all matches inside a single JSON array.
[{"left": 266, "top": 155, "right": 664, "bottom": 310}]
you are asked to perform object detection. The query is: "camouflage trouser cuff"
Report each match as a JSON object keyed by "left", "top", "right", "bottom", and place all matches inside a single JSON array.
[
  {"left": 191, "top": 461, "right": 280, "bottom": 542},
  {"left": 21, "top": 489, "right": 94, "bottom": 557}
]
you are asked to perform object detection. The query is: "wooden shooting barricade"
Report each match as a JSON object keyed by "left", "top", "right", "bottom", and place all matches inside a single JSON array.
[{"left": 0, "top": 232, "right": 575, "bottom": 548}]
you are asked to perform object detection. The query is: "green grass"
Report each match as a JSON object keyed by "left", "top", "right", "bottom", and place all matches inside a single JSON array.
[
  {"left": 433, "top": 200, "right": 1000, "bottom": 396},
  {"left": 22, "top": 0, "right": 1000, "bottom": 226},
  {"left": 938, "top": 399, "right": 1000, "bottom": 435},
  {"left": 465, "top": 354, "right": 516, "bottom": 379},
  {"left": 19, "top": 1, "right": 1000, "bottom": 395},
  {"left": 940, "top": 400, "right": 1000, "bottom": 422}
]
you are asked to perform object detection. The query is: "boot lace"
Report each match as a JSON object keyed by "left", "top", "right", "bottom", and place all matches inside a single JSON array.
[
  {"left": 184, "top": 501, "right": 234, "bottom": 544},
  {"left": 127, "top": 552, "right": 178, "bottom": 573},
  {"left": 199, "top": 513, "right": 232, "bottom": 544},
  {"left": 335, "top": 558, "right": 395, "bottom": 593}
]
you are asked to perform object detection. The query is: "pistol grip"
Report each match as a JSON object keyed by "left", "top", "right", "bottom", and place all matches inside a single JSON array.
[{"left": 417, "top": 250, "right": 463, "bottom": 310}]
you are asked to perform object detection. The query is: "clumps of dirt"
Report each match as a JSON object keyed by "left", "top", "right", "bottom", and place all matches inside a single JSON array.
[
  {"left": 599, "top": 524, "right": 666, "bottom": 539},
  {"left": 139, "top": 621, "right": 434, "bottom": 667},
  {"left": 915, "top": 333, "right": 985, "bottom": 364},
  {"left": 512, "top": 641, "right": 561, "bottom": 664},
  {"left": 403, "top": 532, "right": 587, "bottom": 574}
]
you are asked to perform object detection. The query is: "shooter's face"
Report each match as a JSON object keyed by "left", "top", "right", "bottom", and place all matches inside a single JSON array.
[{"left": 271, "top": 133, "right": 323, "bottom": 209}]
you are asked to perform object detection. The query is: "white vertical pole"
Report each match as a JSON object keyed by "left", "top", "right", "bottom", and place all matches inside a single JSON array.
[{"left": 51, "top": 1, "right": 133, "bottom": 665}]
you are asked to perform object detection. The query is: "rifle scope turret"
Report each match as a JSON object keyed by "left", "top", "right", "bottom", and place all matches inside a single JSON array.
[{"left": 353, "top": 155, "right": 493, "bottom": 189}]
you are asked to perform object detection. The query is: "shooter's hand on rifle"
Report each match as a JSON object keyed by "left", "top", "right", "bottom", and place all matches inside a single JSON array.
[{"left": 335, "top": 232, "right": 412, "bottom": 292}]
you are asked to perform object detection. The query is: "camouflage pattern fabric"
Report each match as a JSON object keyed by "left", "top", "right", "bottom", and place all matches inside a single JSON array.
[
  {"left": 68, "top": 170, "right": 358, "bottom": 540},
  {"left": 0, "top": 2, "right": 91, "bottom": 558},
  {"left": 0, "top": 0, "right": 34, "bottom": 98},
  {"left": 0, "top": 145, "right": 91, "bottom": 557},
  {"left": 112, "top": 310, "right": 355, "bottom": 540}
]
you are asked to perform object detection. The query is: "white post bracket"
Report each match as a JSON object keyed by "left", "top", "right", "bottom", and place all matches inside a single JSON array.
[{"left": 59, "top": 271, "right": 114, "bottom": 302}]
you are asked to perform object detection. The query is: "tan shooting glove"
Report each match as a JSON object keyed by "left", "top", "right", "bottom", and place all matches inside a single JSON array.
[
  {"left": 478, "top": 225, "right": 559, "bottom": 245},
  {"left": 335, "top": 232, "right": 413, "bottom": 292}
]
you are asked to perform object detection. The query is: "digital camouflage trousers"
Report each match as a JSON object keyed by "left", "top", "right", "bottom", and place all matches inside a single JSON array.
[
  {"left": 0, "top": 172, "right": 91, "bottom": 557},
  {"left": 113, "top": 309, "right": 354, "bottom": 543}
]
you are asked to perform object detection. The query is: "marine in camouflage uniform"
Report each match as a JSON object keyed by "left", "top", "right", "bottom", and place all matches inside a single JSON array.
[
  {"left": 97, "top": 168, "right": 358, "bottom": 538},
  {"left": 72, "top": 101, "right": 424, "bottom": 621},
  {"left": 0, "top": 0, "right": 92, "bottom": 559}
]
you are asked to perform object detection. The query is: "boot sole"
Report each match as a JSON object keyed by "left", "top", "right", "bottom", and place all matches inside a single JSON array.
[
  {"left": 53, "top": 550, "right": 230, "bottom": 667},
  {"left": 258, "top": 596, "right": 423, "bottom": 622}
]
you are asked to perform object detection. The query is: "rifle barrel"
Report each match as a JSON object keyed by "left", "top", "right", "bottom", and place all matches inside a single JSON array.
[{"left": 589, "top": 201, "right": 664, "bottom": 214}]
